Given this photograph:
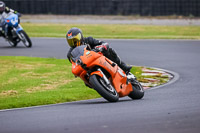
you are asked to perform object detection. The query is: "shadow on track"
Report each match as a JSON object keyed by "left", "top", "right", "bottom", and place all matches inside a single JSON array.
[
  {"left": 0, "top": 46, "right": 27, "bottom": 49},
  {"left": 71, "top": 98, "right": 143, "bottom": 105}
]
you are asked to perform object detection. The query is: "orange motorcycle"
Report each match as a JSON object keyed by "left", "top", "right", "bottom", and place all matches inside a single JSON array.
[{"left": 70, "top": 45, "right": 144, "bottom": 102}]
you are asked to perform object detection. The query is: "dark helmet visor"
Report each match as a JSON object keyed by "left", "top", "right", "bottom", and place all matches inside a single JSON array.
[{"left": 67, "top": 33, "right": 82, "bottom": 47}]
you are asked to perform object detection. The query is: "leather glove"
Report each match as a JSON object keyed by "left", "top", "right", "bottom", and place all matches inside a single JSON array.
[{"left": 94, "top": 43, "right": 109, "bottom": 53}]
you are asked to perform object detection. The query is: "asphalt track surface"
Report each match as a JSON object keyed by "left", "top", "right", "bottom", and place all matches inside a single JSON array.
[{"left": 0, "top": 38, "right": 200, "bottom": 133}]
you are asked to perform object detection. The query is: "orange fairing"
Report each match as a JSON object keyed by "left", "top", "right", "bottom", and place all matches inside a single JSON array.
[
  {"left": 112, "top": 69, "right": 133, "bottom": 97},
  {"left": 71, "top": 46, "right": 133, "bottom": 98},
  {"left": 80, "top": 49, "right": 101, "bottom": 68},
  {"left": 72, "top": 62, "right": 84, "bottom": 76},
  {"left": 72, "top": 61, "right": 88, "bottom": 83},
  {"left": 80, "top": 48, "right": 117, "bottom": 74},
  {"left": 90, "top": 71, "right": 103, "bottom": 77}
]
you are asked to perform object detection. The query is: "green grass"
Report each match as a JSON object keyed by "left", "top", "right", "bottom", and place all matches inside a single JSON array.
[
  {"left": 21, "top": 23, "right": 200, "bottom": 39},
  {"left": 0, "top": 56, "right": 100, "bottom": 109},
  {"left": 0, "top": 56, "right": 171, "bottom": 109},
  {"left": 0, "top": 56, "right": 143, "bottom": 109}
]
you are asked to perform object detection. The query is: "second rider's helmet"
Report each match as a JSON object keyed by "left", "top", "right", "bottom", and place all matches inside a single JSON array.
[
  {"left": 0, "top": 1, "right": 5, "bottom": 14},
  {"left": 66, "top": 27, "right": 83, "bottom": 48}
]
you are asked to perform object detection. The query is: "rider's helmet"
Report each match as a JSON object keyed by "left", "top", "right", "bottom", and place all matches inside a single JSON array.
[
  {"left": 0, "top": 1, "right": 5, "bottom": 14},
  {"left": 66, "top": 27, "right": 83, "bottom": 48}
]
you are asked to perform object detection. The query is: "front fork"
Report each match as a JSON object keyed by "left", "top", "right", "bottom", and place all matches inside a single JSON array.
[
  {"left": 97, "top": 68, "right": 116, "bottom": 93},
  {"left": 97, "top": 68, "right": 110, "bottom": 86},
  {"left": 13, "top": 25, "right": 23, "bottom": 40}
]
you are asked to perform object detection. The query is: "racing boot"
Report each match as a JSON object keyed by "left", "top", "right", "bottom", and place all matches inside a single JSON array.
[
  {"left": 119, "top": 61, "right": 132, "bottom": 74},
  {"left": 105, "top": 48, "right": 132, "bottom": 74}
]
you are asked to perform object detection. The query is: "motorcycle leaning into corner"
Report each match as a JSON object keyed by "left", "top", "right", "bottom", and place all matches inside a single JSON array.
[
  {"left": 70, "top": 45, "right": 144, "bottom": 102},
  {"left": 0, "top": 12, "right": 32, "bottom": 47}
]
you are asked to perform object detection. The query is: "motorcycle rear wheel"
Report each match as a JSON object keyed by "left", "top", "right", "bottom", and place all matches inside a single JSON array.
[
  {"left": 89, "top": 74, "right": 119, "bottom": 102},
  {"left": 128, "top": 80, "right": 144, "bottom": 99}
]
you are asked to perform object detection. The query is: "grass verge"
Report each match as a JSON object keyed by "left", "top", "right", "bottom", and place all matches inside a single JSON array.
[
  {"left": 22, "top": 23, "right": 200, "bottom": 39},
  {"left": 0, "top": 56, "right": 101, "bottom": 109},
  {"left": 0, "top": 56, "right": 171, "bottom": 110}
]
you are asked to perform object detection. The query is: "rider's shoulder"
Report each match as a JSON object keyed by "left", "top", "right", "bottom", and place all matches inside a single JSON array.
[
  {"left": 84, "top": 36, "right": 99, "bottom": 42},
  {"left": 83, "top": 36, "right": 93, "bottom": 43},
  {"left": 84, "top": 36, "right": 94, "bottom": 40}
]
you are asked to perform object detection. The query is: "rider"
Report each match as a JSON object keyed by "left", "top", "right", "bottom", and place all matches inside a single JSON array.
[
  {"left": 66, "top": 27, "right": 132, "bottom": 74},
  {"left": 0, "top": 1, "right": 21, "bottom": 37}
]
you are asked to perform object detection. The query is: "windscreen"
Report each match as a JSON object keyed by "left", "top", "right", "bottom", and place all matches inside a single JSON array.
[{"left": 71, "top": 45, "right": 85, "bottom": 62}]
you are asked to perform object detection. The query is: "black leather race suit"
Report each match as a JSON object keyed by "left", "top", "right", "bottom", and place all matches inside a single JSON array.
[{"left": 67, "top": 37, "right": 131, "bottom": 73}]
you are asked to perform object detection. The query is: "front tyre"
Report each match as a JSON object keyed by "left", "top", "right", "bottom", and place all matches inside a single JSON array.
[
  {"left": 19, "top": 30, "right": 32, "bottom": 48},
  {"left": 89, "top": 74, "right": 119, "bottom": 102},
  {"left": 128, "top": 80, "right": 144, "bottom": 99}
]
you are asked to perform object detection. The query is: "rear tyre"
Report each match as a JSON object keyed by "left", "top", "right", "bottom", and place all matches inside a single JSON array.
[
  {"left": 19, "top": 30, "right": 32, "bottom": 48},
  {"left": 128, "top": 80, "right": 144, "bottom": 99},
  {"left": 89, "top": 74, "right": 119, "bottom": 102}
]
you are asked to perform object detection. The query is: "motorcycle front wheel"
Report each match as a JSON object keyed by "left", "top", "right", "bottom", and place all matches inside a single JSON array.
[
  {"left": 19, "top": 30, "right": 32, "bottom": 48},
  {"left": 89, "top": 74, "right": 119, "bottom": 102}
]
